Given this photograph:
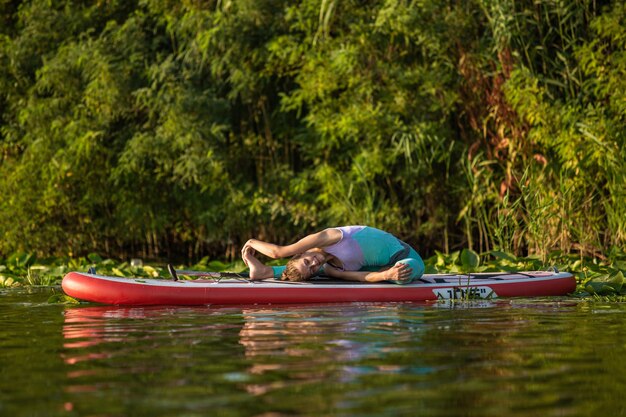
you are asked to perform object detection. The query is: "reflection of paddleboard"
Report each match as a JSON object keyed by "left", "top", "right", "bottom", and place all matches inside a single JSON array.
[{"left": 62, "top": 271, "right": 576, "bottom": 305}]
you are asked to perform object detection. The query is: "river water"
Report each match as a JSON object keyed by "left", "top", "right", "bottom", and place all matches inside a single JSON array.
[{"left": 1, "top": 287, "right": 625, "bottom": 417}]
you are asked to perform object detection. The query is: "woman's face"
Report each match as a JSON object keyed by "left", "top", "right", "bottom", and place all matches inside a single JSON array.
[{"left": 293, "top": 251, "right": 326, "bottom": 279}]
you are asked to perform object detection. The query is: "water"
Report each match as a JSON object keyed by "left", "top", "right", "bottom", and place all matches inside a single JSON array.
[{"left": 1, "top": 287, "right": 625, "bottom": 417}]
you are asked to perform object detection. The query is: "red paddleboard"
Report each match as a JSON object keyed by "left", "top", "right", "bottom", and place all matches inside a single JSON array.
[{"left": 62, "top": 271, "right": 576, "bottom": 305}]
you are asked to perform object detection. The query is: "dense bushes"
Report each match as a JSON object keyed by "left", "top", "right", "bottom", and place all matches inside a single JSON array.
[{"left": 0, "top": 0, "right": 623, "bottom": 261}]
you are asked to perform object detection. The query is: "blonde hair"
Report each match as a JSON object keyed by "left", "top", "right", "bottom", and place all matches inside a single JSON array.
[{"left": 280, "top": 254, "right": 307, "bottom": 282}]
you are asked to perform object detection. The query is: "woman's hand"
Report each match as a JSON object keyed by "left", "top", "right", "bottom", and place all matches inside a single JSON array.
[
  {"left": 241, "top": 240, "right": 256, "bottom": 265},
  {"left": 382, "top": 263, "right": 413, "bottom": 283},
  {"left": 241, "top": 239, "right": 256, "bottom": 257},
  {"left": 241, "top": 245, "right": 254, "bottom": 267}
]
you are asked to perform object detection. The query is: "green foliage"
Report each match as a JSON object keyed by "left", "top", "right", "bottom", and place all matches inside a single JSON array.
[
  {"left": 47, "top": 292, "right": 80, "bottom": 304},
  {"left": 460, "top": 249, "right": 480, "bottom": 272},
  {"left": 0, "top": 252, "right": 250, "bottom": 288},
  {"left": 0, "top": 1, "right": 624, "bottom": 263},
  {"left": 584, "top": 271, "right": 624, "bottom": 296}
]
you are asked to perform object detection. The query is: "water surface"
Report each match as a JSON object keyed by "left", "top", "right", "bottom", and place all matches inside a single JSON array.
[{"left": 1, "top": 287, "right": 625, "bottom": 416}]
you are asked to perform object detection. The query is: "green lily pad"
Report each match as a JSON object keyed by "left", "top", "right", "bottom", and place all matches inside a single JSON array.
[{"left": 460, "top": 249, "right": 480, "bottom": 271}]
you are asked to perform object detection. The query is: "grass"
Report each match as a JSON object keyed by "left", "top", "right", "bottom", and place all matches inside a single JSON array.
[{"left": 1, "top": 249, "right": 625, "bottom": 301}]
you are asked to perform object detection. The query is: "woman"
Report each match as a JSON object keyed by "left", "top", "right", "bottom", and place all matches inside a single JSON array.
[{"left": 241, "top": 226, "right": 424, "bottom": 284}]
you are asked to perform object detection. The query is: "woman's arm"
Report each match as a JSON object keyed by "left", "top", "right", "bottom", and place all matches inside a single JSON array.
[
  {"left": 276, "top": 228, "right": 342, "bottom": 256},
  {"left": 324, "top": 263, "right": 413, "bottom": 283},
  {"left": 241, "top": 239, "right": 282, "bottom": 259},
  {"left": 242, "top": 228, "right": 342, "bottom": 259}
]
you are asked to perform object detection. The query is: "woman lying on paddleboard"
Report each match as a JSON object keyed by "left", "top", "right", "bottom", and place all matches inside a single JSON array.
[{"left": 241, "top": 226, "right": 424, "bottom": 284}]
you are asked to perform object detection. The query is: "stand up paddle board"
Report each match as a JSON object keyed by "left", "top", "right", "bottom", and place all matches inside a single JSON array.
[{"left": 62, "top": 270, "right": 576, "bottom": 305}]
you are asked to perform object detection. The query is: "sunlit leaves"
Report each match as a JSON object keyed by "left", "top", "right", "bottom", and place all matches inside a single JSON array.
[{"left": 460, "top": 249, "right": 480, "bottom": 272}]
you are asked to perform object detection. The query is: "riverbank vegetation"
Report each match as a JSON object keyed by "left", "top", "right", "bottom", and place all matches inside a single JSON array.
[{"left": 1, "top": 1, "right": 624, "bottom": 266}]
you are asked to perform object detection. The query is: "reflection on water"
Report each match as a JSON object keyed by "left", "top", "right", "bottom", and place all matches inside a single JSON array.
[
  {"left": 1, "top": 288, "right": 626, "bottom": 417},
  {"left": 237, "top": 304, "right": 427, "bottom": 395}
]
